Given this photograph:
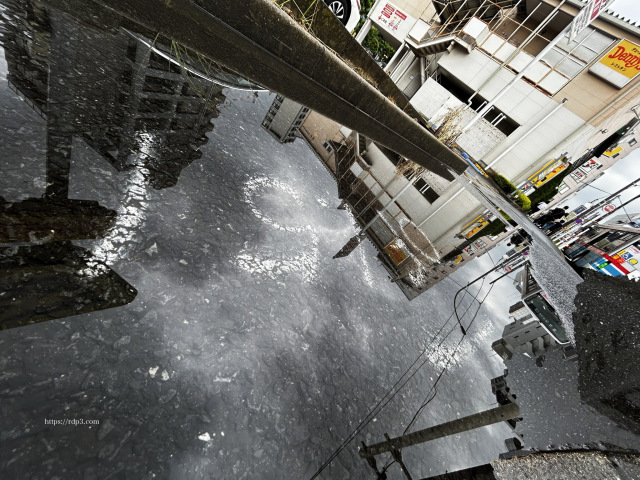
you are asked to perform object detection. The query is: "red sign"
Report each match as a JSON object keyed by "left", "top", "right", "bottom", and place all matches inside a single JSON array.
[
  {"left": 603, "top": 204, "right": 616, "bottom": 213},
  {"left": 589, "top": 0, "right": 605, "bottom": 21},
  {"left": 381, "top": 3, "right": 395, "bottom": 18}
]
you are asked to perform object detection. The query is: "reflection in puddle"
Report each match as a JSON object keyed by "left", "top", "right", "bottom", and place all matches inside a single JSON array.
[
  {"left": 0, "top": 0, "right": 245, "bottom": 326},
  {"left": 236, "top": 175, "right": 320, "bottom": 283}
]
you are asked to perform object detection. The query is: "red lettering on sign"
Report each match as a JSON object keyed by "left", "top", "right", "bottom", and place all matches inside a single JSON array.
[
  {"left": 590, "top": 0, "right": 604, "bottom": 21},
  {"left": 382, "top": 3, "right": 395, "bottom": 18},
  {"left": 608, "top": 46, "right": 640, "bottom": 71}
]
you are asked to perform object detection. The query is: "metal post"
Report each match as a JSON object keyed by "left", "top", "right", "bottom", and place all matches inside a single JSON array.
[
  {"left": 485, "top": 99, "right": 568, "bottom": 169},
  {"left": 359, "top": 402, "right": 520, "bottom": 458},
  {"left": 360, "top": 174, "right": 420, "bottom": 234},
  {"left": 463, "top": 21, "right": 573, "bottom": 132}
]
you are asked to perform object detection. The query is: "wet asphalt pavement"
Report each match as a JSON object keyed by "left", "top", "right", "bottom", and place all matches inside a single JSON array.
[
  {"left": 0, "top": 45, "right": 511, "bottom": 478},
  {"left": 2, "top": 1, "right": 638, "bottom": 479}
]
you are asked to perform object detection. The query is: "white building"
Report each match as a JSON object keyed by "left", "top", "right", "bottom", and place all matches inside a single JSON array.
[
  {"left": 492, "top": 301, "right": 561, "bottom": 360},
  {"left": 353, "top": 0, "right": 640, "bottom": 256},
  {"left": 262, "top": 94, "right": 310, "bottom": 143}
]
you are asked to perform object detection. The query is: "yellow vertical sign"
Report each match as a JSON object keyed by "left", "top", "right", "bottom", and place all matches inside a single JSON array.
[{"left": 599, "top": 39, "right": 640, "bottom": 80}]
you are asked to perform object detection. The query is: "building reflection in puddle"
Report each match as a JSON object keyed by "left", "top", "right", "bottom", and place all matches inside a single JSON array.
[{"left": 0, "top": 0, "right": 246, "bottom": 328}]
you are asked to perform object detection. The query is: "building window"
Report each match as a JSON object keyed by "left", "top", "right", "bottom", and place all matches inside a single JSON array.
[
  {"left": 322, "top": 141, "right": 334, "bottom": 153},
  {"left": 542, "top": 27, "right": 614, "bottom": 81},
  {"left": 414, "top": 178, "right": 440, "bottom": 204},
  {"left": 629, "top": 138, "right": 637, "bottom": 146}
]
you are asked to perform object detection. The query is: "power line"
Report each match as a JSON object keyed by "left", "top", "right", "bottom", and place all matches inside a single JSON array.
[
  {"left": 309, "top": 276, "right": 495, "bottom": 479},
  {"left": 378, "top": 281, "right": 496, "bottom": 474},
  {"left": 310, "top": 247, "right": 513, "bottom": 478},
  {"left": 308, "top": 309, "right": 458, "bottom": 479},
  {"left": 404, "top": 282, "right": 495, "bottom": 435},
  {"left": 311, "top": 281, "right": 501, "bottom": 478}
]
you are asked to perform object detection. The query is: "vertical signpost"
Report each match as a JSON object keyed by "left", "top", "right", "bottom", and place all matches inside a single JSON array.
[{"left": 570, "top": 0, "right": 611, "bottom": 41}]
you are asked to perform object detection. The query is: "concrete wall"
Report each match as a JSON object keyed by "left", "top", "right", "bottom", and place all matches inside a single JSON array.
[
  {"left": 361, "top": 143, "right": 463, "bottom": 229},
  {"left": 414, "top": 185, "right": 484, "bottom": 248},
  {"left": 363, "top": 144, "right": 402, "bottom": 192},
  {"left": 433, "top": 47, "right": 587, "bottom": 183},
  {"left": 411, "top": 77, "right": 506, "bottom": 160},
  {"left": 410, "top": 76, "right": 454, "bottom": 119},
  {"left": 484, "top": 103, "right": 585, "bottom": 183},
  {"left": 99, "top": 0, "right": 468, "bottom": 180},
  {"left": 269, "top": 98, "right": 303, "bottom": 138},
  {"left": 437, "top": 48, "right": 553, "bottom": 126}
]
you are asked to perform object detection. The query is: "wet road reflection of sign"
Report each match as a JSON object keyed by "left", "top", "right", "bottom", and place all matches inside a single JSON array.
[
  {"left": 461, "top": 214, "right": 489, "bottom": 239},
  {"left": 384, "top": 239, "right": 408, "bottom": 265},
  {"left": 333, "top": 235, "right": 364, "bottom": 258}
]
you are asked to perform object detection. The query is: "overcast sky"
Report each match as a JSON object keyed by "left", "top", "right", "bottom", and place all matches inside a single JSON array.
[
  {"left": 564, "top": 148, "right": 640, "bottom": 213},
  {"left": 608, "top": 0, "right": 639, "bottom": 22}
]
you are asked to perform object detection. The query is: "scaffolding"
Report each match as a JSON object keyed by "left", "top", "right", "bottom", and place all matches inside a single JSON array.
[
  {"left": 420, "top": 0, "right": 523, "bottom": 43},
  {"left": 333, "top": 138, "right": 442, "bottom": 296}
]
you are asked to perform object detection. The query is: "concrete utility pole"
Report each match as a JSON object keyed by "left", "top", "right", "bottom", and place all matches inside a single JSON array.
[{"left": 359, "top": 402, "right": 520, "bottom": 458}]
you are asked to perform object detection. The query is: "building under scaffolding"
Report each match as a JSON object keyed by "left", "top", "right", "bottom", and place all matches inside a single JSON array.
[{"left": 343, "top": 0, "right": 640, "bottom": 292}]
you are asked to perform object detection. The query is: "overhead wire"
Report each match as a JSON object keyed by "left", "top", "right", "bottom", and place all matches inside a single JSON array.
[
  {"left": 404, "top": 282, "right": 495, "bottom": 434},
  {"left": 310, "top": 268, "right": 497, "bottom": 479},
  {"left": 309, "top": 308, "right": 458, "bottom": 479},
  {"left": 379, "top": 280, "right": 496, "bottom": 473}
]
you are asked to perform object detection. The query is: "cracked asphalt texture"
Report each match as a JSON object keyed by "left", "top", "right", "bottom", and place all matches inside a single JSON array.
[{"left": 1, "top": 80, "right": 513, "bottom": 479}]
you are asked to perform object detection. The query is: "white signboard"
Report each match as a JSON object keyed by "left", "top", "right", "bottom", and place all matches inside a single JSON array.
[
  {"left": 590, "top": 39, "right": 640, "bottom": 89},
  {"left": 569, "top": 0, "right": 609, "bottom": 42},
  {"left": 474, "top": 239, "right": 487, "bottom": 249},
  {"left": 463, "top": 244, "right": 477, "bottom": 256},
  {"left": 571, "top": 170, "right": 587, "bottom": 183},
  {"left": 580, "top": 158, "right": 601, "bottom": 173},
  {"left": 371, "top": 1, "right": 417, "bottom": 44}
]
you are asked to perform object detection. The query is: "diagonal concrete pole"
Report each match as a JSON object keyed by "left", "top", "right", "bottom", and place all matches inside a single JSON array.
[
  {"left": 92, "top": 0, "right": 467, "bottom": 180},
  {"left": 359, "top": 402, "right": 520, "bottom": 458}
]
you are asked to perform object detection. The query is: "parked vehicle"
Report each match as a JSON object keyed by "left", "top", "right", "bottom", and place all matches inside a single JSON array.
[{"left": 324, "top": 0, "right": 360, "bottom": 32}]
